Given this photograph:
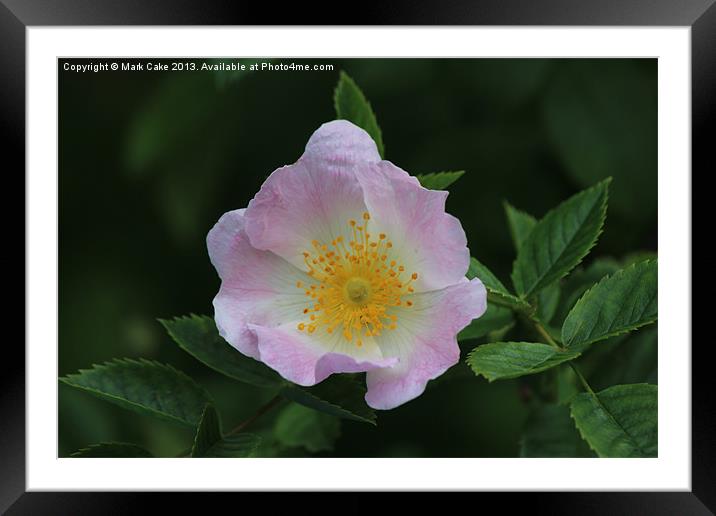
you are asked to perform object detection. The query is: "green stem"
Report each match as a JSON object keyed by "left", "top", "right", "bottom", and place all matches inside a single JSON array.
[
  {"left": 488, "top": 295, "right": 524, "bottom": 310},
  {"left": 532, "top": 319, "right": 561, "bottom": 350},
  {"left": 569, "top": 362, "right": 595, "bottom": 396},
  {"left": 521, "top": 307, "right": 595, "bottom": 396}
]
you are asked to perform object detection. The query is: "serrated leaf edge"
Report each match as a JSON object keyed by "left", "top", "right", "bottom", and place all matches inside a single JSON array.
[
  {"left": 569, "top": 383, "right": 657, "bottom": 458},
  {"left": 512, "top": 178, "right": 611, "bottom": 297},
  {"left": 465, "top": 342, "right": 580, "bottom": 382},
  {"left": 487, "top": 290, "right": 533, "bottom": 312},
  {"left": 60, "top": 358, "right": 212, "bottom": 427},
  {"left": 562, "top": 259, "right": 658, "bottom": 349},
  {"left": 159, "top": 314, "right": 284, "bottom": 388},
  {"left": 281, "top": 383, "right": 377, "bottom": 426}
]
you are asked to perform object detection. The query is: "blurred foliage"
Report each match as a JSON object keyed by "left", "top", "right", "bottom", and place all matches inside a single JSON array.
[{"left": 59, "top": 58, "right": 656, "bottom": 457}]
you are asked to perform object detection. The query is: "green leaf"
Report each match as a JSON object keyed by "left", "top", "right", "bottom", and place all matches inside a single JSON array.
[
  {"left": 468, "top": 257, "right": 531, "bottom": 312},
  {"left": 415, "top": 171, "right": 465, "bottom": 190},
  {"left": 281, "top": 375, "right": 376, "bottom": 425},
  {"left": 554, "top": 257, "right": 622, "bottom": 324},
  {"left": 201, "top": 434, "right": 262, "bottom": 458},
  {"left": 503, "top": 201, "right": 537, "bottom": 250},
  {"left": 520, "top": 404, "right": 595, "bottom": 458},
  {"left": 274, "top": 403, "right": 342, "bottom": 453},
  {"left": 60, "top": 359, "right": 212, "bottom": 427},
  {"left": 536, "top": 282, "right": 561, "bottom": 324},
  {"left": 486, "top": 291, "right": 533, "bottom": 313},
  {"left": 562, "top": 260, "right": 657, "bottom": 351},
  {"left": 512, "top": 179, "right": 610, "bottom": 297},
  {"left": 160, "top": 315, "right": 283, "bottom": 389},
  {"left": 191, "top": 404, "right": 222, "bottom": 457},
  {"left": 458, "top": 304, "right": 514, "bottom": 342},
  {"left": 189, "top": 402, "right": 261, "bottom": 458},
  {"left": 71, "top": 442, "right": 154, "bottom": 458},
  {"left": 570, "top": 383, "right": 657, "bottom": 458},
  {"left": 467, "top": 342, "right": 580, "bottom": 382},
  {"left": 334, "top": 71, "right": 384, "bottom": 157}
]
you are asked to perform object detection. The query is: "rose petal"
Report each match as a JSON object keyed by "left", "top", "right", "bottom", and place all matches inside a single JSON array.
[
  {"left": 243, "top": 121, "right": 380, "bottom": 267},
  {"left": 351, "top": 161, "right": 470, "bottom": 292},
  {"left": 304, "top": 119, "right": 381, "bottom": 167},
  {"left": 248, "top": 323, "right": 398, "bottom": 386},
  {"left": 365, "top": 278, "right": 487, "bottom": 410},
  {"left": 207, "top": 209, "right": 312, "bottom": 359}
]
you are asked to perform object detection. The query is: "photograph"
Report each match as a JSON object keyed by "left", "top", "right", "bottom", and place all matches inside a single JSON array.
[{"left": 58, "top": 57, "right": 658, "bottom": 459}]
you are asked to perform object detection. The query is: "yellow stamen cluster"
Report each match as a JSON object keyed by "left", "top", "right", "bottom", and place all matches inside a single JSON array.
[{"left": 296, "top": 212, "right": 418, "bottom": 347}]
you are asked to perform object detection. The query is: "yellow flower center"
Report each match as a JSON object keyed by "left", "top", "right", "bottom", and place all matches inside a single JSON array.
[
  {"left": 344, "top": 277, "right": 372, "bottom": 305},
  {"left": 296, "top": 211, "right": 418, "bottom": 347}
]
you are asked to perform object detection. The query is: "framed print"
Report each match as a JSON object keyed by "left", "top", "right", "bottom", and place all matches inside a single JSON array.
[{"left": 3, "top": 0, "right": 710, "bottom": 512}]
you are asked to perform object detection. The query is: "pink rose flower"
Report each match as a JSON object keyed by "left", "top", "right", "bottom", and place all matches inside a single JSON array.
[{"left": 207, "top": 120, "right": 487, "bottom": 409}]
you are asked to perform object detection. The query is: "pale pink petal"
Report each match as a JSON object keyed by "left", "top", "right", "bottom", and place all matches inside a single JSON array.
[
  {"left": 206, "top": 208, "right": 247, "bottom": 281},
  {"left": 207, "top": 209, "right": 312, "bottom": 359},
  {"left": 366, "top": 278, "right": 487, "bottom": 410},
  {"left": 243, "top": 121, "right": 380, "bottom": 267},
  {"left": 248, "top": 323, "right": 398, "bottom": 386},
  {"left": 352, "top": 161, "right": 470, "bottom": 292},
  {"left": 304, "top": 119, "right": 381, "bottom": 166}
]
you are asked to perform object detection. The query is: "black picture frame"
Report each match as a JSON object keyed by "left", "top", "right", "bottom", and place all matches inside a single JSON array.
[{"left": 3, "top": 1, "right": 708, "bottom": 512}]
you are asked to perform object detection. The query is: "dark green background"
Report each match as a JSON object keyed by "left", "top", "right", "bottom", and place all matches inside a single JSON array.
[{"left": 59, "top": 58, "right": 657, "bottom": 457}]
